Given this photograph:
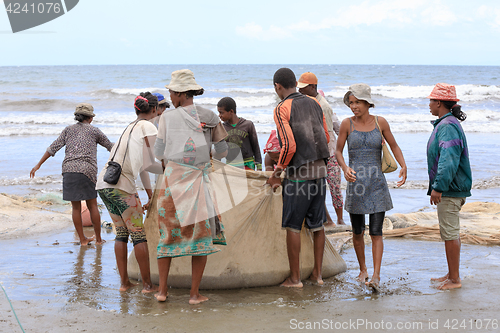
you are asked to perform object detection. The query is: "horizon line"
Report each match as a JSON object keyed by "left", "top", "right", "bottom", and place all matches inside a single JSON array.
[{"left": 1, "top": 63, "right": 499, "bottom": 67}]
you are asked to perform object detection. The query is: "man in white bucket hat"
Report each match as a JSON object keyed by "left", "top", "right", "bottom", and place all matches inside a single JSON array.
[{"left": 165, "top": 69, "right": 204, "bottom": 92}]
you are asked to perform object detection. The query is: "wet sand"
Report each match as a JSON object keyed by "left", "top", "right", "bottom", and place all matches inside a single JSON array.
[{"left": 1, "top": 225, "right": 500, "bottom": 332}]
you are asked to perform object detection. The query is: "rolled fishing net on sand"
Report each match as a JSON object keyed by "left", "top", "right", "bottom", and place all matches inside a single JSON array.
[
  {"left": 128, "top": 160, "right": 347, "bottom": 289},
  {"left": 382, "top": 202, "right": 500, "bottom": 245},
  {"left": 326, "top": 202, "right": 500, "bottom": 250}
]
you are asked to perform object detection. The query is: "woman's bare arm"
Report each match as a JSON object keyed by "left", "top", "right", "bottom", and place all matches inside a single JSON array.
[
  {"left": 335, "top": 118, "right": 356, "bottom": 182},
  {"left": 30, "top": 151, "right": 51, "bottom": 178}
]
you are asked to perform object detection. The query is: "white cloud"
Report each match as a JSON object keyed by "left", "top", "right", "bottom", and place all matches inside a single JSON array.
[
  {"left": 235, "top": 22, "right": 292, "bottom": 41},
  {"left": 477, "top": 5, "right": 489, "bottom": 18},
  {"left": 475, "top": 5, "right": 500, "bottom": 29},
  {"left": 494, "top": 8, "right": 500, "bottom": 28},
  {"left": 420, "top": 1, "right": 457, "bottom": 26},
  {"left": 318, "top": 0, "right": 424, "bottom": 29},
  {"left": 236, "top": 0, "right": 456, "bottom": 40},
  {"left": 120, "top": 38, "right": 132, "bottom": 47},
  {"left": 235, "top": 0, "right": 500, "bottom": 42}
]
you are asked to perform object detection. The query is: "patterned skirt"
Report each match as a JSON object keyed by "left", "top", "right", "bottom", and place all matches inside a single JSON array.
[{"left": 157, "top": 161, "right": 226, "bottom": 258}]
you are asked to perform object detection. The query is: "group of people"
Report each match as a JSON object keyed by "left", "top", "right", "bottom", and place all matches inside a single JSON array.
[
  {"left": 30, "top": 68, "right": 472, "bottom": 304},
  {"left": 265, "top": 69, "right": 470, "bottom": 292},
  {"left": 31, "top": 70, "right": 229, "bottom": 304}
]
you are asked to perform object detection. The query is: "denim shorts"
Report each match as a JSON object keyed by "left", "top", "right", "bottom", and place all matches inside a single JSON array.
[{"left": 281, "top": 178, "right": 326, "bottom": 233}]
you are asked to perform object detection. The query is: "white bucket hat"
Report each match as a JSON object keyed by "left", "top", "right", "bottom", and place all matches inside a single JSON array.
[
  {"left": 165, "top": 69, "right": 203, "bottom": 92},
  {"left": 343, "top": 83, "right": 375, "bottom": 108}
]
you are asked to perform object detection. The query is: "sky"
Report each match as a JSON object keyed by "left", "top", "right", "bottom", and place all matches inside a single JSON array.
[{"left": 1, "top": 0, "right": 500, "bottom": 66}]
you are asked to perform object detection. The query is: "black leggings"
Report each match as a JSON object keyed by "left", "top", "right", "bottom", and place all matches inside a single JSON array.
[{"left": 350, "top": 212, "right": 385, "bottom": 236}]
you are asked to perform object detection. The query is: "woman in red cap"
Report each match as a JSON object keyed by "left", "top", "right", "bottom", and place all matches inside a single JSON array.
[{"left": 426, "top": 83, "right": 471, "bottom": 290}]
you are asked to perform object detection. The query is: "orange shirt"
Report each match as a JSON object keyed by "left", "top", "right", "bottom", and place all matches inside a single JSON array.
[{"left": 273, "top": 93, "right": 330, "bottom": 169}]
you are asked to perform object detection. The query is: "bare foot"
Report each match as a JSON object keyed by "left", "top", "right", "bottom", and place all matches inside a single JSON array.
[
  {"left": 356, "top": 271, "right": 369, "bottom": 282},
  {"left": 431, "top": 273, "right": 449, "bottom": 283},
  {"left": 307, "top": 278, "right": 324, "bottom": 285},
  {"left": 79, "top": 236, "right": 95, "bottom": 246},
  {"left": 307, "top": 274, "right": 324, "bottom": 285},
  {"left": 324, "top": 221, "right": 335, "bottom": 227},
  {"left": 95, "top": 239, "right": 106, "bottom": 245},
  {"left": 155, "top": 292, "right": 169, "bottom": 302},
  {"left": 280, "top": 277, "right": 303, "bottom": 288},
  {"left": 189, "top": 294, "right": 209, "bottom": 305},
  {"left": 436, "top": 278, "right": 461, "bottom": 290},
  {"left": 366, "top": 277, "right": 381, "bottom": 293},
  {"left": 142, "top": 284, "right": 158, "bottom": 294},
  {"left": 337, "top": 219, "right": 346, "bottom": 225},
  {"left": 119, "top": 281, "right": 137, "bottom": 292}
]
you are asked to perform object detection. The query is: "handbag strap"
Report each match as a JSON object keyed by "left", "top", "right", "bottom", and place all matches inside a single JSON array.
[
  {"left": 374, "top": 116, "right": 386, "bottom": 145},
  {"left": 348, "top": 118, "right": 354, "bottom": 134},
  {"left": 110, "top": 119, "right": 144, "bottom": 164}
]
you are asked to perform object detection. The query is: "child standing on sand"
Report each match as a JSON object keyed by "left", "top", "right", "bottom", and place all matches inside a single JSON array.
[
  {"left": 217, "top": 97, "right": 262, "bottom": 171},
  {"left": 30, "top": 103, "right": 113, "bottom": 246}
]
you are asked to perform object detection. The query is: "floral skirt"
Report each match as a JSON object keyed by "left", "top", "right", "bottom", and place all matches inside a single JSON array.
[
  {"left": 326, "top": 156, "right": 344, "bottom": 209},
  {"left": 157, "top": 161, "right": 226, "bottom": 258},
  {"left": 98, "top": 188, "right": 147, "bottom": 245}
]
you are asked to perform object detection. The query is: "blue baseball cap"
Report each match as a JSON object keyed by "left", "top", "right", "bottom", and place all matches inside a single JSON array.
[{"left": 153, "top": 93, "right": 167, "bottom": 105}]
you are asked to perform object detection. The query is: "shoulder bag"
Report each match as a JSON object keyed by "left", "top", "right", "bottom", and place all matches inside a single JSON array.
[
  {"left": 103, "top": 120, "right": 143, "bottom": 184},
  {"left": 375, "top": 116, "right": 398, "bottom": 173}
]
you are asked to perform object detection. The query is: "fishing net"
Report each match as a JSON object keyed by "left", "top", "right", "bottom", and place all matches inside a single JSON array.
[
  {"left": 382, "top": 202, "right": 500, "bottom": 245},
  {"left": 128, "top": 160, "right": 347, "bottom": 289}
]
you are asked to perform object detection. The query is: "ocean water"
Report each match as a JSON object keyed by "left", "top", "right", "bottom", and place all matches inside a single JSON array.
[{"left": 0, "top": 64, "right": 498, "bottom": 211}]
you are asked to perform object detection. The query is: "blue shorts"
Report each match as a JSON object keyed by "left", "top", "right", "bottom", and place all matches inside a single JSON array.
[{"left": 281, "top": 178, "right": 327, "bottom": 233}]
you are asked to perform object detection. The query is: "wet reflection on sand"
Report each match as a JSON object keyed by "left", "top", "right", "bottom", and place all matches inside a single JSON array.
[{"left": 0, "top": 226, "right": 495, "bottom": 316}]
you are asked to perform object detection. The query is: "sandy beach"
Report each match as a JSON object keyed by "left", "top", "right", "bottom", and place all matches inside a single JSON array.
[
  {"left": 1, "top": 193, "right": 500, "bottom": 332},
  {"left": 2, "top": 0, "right": 500, "bottom": 329}
]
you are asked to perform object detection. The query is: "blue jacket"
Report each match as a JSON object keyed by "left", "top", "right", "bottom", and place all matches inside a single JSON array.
[{"left": 427, "top": 113, "right": 472, "bottom": 197}]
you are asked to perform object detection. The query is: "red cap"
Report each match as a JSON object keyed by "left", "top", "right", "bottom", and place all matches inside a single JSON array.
[
  {"left": 427, "top": 83, "right": 460, "bottom": 102},
  {"left": 263, "top": 130, "right": 281, "bottom": 153}
]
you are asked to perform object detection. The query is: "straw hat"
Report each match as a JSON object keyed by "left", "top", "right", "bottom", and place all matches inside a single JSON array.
[
  {"left": 165, "top": 69, "right": 203, "bottom": 92},
  {"left": 427, "top": 83, "right": 460, "bottom": 102},
  {"left": 74, "top": 103, "right": 95, "bottom": 117},
  {"left": 343, "top": 83, "right": 375, "bottom": 107}
]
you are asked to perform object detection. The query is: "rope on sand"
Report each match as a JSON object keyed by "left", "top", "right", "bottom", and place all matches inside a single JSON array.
[{"left": 0, "top": 282, "right": 26, "bottom": 333}]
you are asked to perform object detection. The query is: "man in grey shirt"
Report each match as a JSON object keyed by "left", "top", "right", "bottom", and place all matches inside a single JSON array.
[{"left": 298, "top": 72, "right": 345, "bottom": 225}]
